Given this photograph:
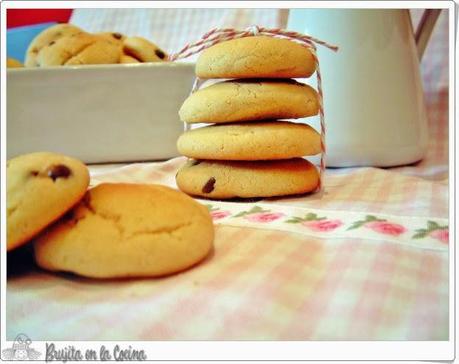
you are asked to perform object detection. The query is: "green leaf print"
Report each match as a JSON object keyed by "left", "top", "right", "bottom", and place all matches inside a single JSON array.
[{"left": 234, "top": 205, "right": 270, "bottom": 218}]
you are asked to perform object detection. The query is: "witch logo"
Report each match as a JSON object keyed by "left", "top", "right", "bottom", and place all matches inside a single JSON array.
[{"left": 2, "top": 333, "right": 41, "bottom": 360}]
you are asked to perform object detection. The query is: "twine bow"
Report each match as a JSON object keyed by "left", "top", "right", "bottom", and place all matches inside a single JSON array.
[{"left": 169, "top": 26, "right": 338, "bottom": 192}]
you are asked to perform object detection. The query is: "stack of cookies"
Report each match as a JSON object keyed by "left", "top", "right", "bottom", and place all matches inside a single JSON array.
[{"left": 176, "top": 36, "right": 321, "bottom": 199}]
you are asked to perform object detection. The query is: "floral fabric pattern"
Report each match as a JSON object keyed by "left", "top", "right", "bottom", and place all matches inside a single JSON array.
[
  {"left": 286, "top": 213, "right": 343, "bottom": 232},
  {"left": 207, "top": 205, "right": 231, "bottom": 221},
  {"left": 234, "top": 206, "right": 285, "bottom": 222},
  {"left": 413, "top": 221, "right": 449, "bottom": 243},
  {"left": 205, "top": 203, "right": 449, "bottom": 250},
  {"left": 347, "top": 215, "right": 407, "bottom": 236}
]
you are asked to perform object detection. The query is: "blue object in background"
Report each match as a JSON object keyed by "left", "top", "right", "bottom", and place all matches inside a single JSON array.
[{"left": 7, "top": 22, "right": 56, "bottom": 63}]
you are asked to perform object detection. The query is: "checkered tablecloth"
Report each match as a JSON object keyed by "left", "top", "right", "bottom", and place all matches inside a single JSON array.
[{"left": 6, "top": 9, "right": 449, "bottom": 341}]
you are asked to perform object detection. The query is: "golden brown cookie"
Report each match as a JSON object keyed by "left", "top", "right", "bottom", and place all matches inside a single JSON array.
[
  {"left": 177, "top": 121, "right": 321, "bottom": 160},
  {"left": 196, "top": 36, "right": 316, "bottom": 79},
  {"left": 36, "top": 32, "right": 122, "bottom": 66},
  {"left": 176, "top": 158, "right": 319, "bottom": 199},
  {"left": 120, "top": 54, "right": 141, "bottom": 64},
  {"left": 96, "top": 31, "right": 126, "bottom": 43},
  {"left": 7, "top": 58, "right": 23, "bottom": 68},
  {"left": 179, "top": 79, "right": 319, "bottom": 124},
  {"left": 7, "top": 152, "right": 89, "bottom": 251},
  {"left": 123, "top": 36, "right": 168, "bottom": 62},
  {"left": 25, "top": 23, "right": 84, "bottom": 67},
  {"left": 34, "top": 183, "right": 214, "bottom": 279}
]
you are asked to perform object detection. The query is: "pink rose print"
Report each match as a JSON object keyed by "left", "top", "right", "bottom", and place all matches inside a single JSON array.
[
  {"left": 303, "top": 219, "right": 343, "bottom": 232},
  {"left": 412, "top": 220, "right": 448, "bottom": 242},
  {"left": 366, "top": 221, "right": 406, "bottom": 236},
  {"left": 234, "top": 206, "right": 282, "bottom": 222},
  {"left": 348, "top": 215, "right": 407, "bottom": 237},
  {"left": 430, "top": 228, "right": 449, "bottom": 244},
  {"left": 210, "top": 210, "right": 231, "bottom": 220},
  {"left": 245, "top": 212, "right": 285, "bottom": 223}
]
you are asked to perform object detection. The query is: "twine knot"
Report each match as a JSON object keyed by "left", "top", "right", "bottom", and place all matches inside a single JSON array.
[{"left": 247, "top": 25, "right": 260, "bottom": 36}]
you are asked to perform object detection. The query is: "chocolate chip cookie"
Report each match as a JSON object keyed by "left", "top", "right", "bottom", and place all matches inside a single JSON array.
[
  {"left": 175, "top": 158, "right": 319, "bottom": 199},
  {"left": 24, "top": 23, "right": 84, "bottom": 67},
  {"left": 34, "top": 32, "right": 123, "bottom": 67},
  {"left": 7, "top": 152, "right": 89, "bottom": 251},
  {"left": 123, "top": 36, "right": 168, "bottom": 62}
]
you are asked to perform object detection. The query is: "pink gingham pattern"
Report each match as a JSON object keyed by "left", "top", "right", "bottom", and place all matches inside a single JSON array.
[
  {"left": 7, "top": 9, "right": 449, "bottom": 341},
  {"left": 7, "top": 227, "right": 448, "bottom": 340}
]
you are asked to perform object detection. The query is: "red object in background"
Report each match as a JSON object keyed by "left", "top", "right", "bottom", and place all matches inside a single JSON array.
[{"left": 7, "top": 9, "right": 73, "bottom": 28}]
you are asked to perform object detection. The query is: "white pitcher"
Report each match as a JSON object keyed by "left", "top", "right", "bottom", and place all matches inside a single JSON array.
[{"left": 287, "top": 9, "right": 441, "bottom": 167}]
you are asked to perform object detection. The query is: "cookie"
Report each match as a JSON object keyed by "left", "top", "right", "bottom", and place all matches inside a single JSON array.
[
  {"left": 179, "top": 79, "right": 319, "bottom": 124},
  {"left": 177, "top": 121, "right": 321, "bottom": 160},
  {"left": 196, "top": 36, "right": 316, "bottom": 79},
  {"left": 123, "top": 36, "right": 168, "bottom": 62},
  {"left": 34, "top": 183, "right": 214, "bottom": 278},
  {"left": 120, "top": 54, "right": 141, "bottom": 64},
  {"left": 36, "top": 32, "right": 122, "bottom": 66},
  {"left": 7, "top": 152, "right": 89, "bottom": 251},
  {"left": 64, "top": 35, "right": 123, "bottom": 66},
  {"left": 96, "top": 31, "right": 126, "bottom": 43},
  {"left": 7, "top": 58, "right": 23, "bottom": 68},
  {"left": 176, "top": 158, "right": 319, "bottom": 199},
  {"left": 25, "top": 23, "right": 84, "bottom": 67}
]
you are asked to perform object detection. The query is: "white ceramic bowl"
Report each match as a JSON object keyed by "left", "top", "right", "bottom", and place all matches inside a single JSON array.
[{"left": 7, "top": 62, "right": 195, "bottom": 163}]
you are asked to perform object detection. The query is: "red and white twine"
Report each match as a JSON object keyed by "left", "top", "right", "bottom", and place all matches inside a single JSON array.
[{"left": 170, "top": 26, "right": 338, "bottom": 192}]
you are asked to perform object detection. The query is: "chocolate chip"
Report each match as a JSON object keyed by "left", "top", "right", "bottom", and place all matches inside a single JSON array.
[
  {"left": 47, "top": 164, "right": 71, "bottom": 181},
  {"left": 112, "top": 32, "right": 123, "bottom": 39},
  {"left": 62, "top": 209, "right": 75, "bottom": 221},
  {"left": 155, "top": 49, "right": 166, "bottom": 59},
  {"left": 48, "top": 41, "right": 56, "bottom": 46},
  {"left": 202, "top": 177, "right": 216, "bottom": 194},
  {"left": 30, "top": 170, "right": 39, "bottom": 177}
]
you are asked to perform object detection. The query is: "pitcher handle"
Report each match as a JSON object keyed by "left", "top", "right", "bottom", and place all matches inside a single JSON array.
[{"left": 415, "top": 9, "right": 442, "bottom": 60}]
